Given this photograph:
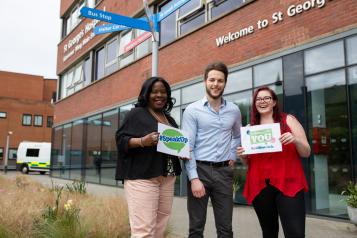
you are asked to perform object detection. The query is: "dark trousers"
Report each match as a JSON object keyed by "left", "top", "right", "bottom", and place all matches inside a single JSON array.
[
  {"left": 187, "top": 163, "right": 233, "bottom": 238},
  {"left": 252, "top": 182, "right": 306, "bottom": 238}
]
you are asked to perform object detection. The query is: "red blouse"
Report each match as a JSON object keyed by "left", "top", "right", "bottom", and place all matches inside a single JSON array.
[{"left": 243, "top": 114, "right": 308, "bottom": 204}]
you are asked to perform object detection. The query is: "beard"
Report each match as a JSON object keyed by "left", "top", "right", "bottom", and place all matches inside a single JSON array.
[{"left": 206, "top": 86, "right": 224, "bottom": 100}]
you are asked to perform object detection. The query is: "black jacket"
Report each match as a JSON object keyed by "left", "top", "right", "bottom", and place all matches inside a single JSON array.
[{"left": 115, "top": 107, "right": 182, "bottom": 180}]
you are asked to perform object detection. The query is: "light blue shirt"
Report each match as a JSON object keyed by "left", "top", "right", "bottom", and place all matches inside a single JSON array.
[{"left": 182, "top": 96, "right": 242, "bottom": 180}]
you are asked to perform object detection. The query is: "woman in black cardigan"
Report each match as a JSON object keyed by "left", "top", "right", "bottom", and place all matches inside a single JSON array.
[{"left": 116, "top": 77, "right": 181, "bottom": 238}]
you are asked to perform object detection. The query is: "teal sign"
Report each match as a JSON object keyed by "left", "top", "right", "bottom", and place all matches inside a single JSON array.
[{"left": 159, "top": 129, "right": 188, "bottom": 153}]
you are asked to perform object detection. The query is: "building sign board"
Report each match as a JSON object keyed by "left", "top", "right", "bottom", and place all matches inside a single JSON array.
[
  {"left": 124, "top": 31, "right": 152, "bottom": 53},
  {"left": 80, "top": 7, "right": 151, "bottom": 32},
  {"left": 215, "top": 0, "right": 329, "bottom": 47},
  {"left": 157, "top": 0, "right": 190, "bottom": 22}
]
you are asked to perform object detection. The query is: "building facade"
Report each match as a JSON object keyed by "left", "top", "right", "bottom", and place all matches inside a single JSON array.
[
  {"left": 53, "top": 0, "right": 357, "bottom": 219},
  {"left": 0, "top": 71, "right": 56, "bottom": 169}
]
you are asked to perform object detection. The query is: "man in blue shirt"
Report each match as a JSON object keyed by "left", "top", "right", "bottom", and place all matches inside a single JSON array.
[{"left": 182, "top": 62, "right": 241, "bottom": 238}]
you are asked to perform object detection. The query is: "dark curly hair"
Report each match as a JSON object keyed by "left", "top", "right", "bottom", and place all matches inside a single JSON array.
[{"left": 135, "top": 77, "right": 175, "bottom": 113}]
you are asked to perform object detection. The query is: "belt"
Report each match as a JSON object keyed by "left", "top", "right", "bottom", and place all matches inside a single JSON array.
[{"left": 196, "top": 160, "right": 229, "bottom": 167}]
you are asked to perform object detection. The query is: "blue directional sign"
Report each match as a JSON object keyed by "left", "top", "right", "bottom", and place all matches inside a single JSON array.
[
  {"left": 94, "top": 24, "right": 130, "bottom": 35},
  {"left": 80, "top": 7, "right": 151, "bottom": 32},
  {"left": 157, "top": 0, "right": 190, "bottom": 22}
]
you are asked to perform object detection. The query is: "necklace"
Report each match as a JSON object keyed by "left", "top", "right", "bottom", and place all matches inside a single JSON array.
[{"left": 148, "top": 108, "right": 170, "bottom": 125}]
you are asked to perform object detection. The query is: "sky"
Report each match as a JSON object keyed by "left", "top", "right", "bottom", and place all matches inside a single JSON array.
[{"left": 0, "top": 0, "right": 61, "bottom": 79}]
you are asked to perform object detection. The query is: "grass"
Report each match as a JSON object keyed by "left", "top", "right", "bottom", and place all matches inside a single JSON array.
[{"left": 0, "top": 175, "right": 130, "bottom": 238}]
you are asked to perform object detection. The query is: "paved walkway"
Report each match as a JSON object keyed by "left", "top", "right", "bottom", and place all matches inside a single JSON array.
[{"left": 2, "top": 172, "right": 357, "bottom": 238}]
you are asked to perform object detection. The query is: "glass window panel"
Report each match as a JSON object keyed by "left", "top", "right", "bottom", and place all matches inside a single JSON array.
[
  {"left": 22, "top": 114, "right": 31, "bottom": 126},
  {"left": 253, "top": 58, "right": 282, "bottom": 87},
  {"left": 136, "top": 29, "right": 151, "bottom": 58},
  {"left": 66, "top": 70, "right": 74, "bottom": 87},
  {"left": 87, "top": 0, "right": 95, "bottom": 8},
  {"left": 51, "top": 126, "right": 63, "bottom": 177},
  {"left": 306, "top": 69, "right": 351, "bottom": 218},
  {"left": 211, "top": 0, "right": 244, "bottom": 19},
  {"left": 170, "top": 107, "right": 181, "bottom": 127},
  {"left": 304, "top": 41, "right": 344, "bottom": 75},
  {"left": 8, "top": 149, "right": 17, "bottom": 160},
  {"left": 182, "top": 82, "right": 205, "bottom": 104},
  {"left": 86, "top": 114, "right": 102, "bottom": 183},
  {"left": 70, "top": 120, "right": 84, "bottom": 180},
  {"left": 73, "top": 63, "right": 83, "bottom": 84},
  {"left": 95, "top": 47, "right": 105, "bottom": 80},
  {"left": 171, "top": 90, "right": 181, "bottom": 106},
  {"left": 224, "top": 68, "right": 252, "bottom": 95},
  {"left": 106, "top": 38, "right": 118, "bottom": 64},
  {"left": 179, "top": 0, "right": 201, "bottom": 17},
  {"left": 0, "top": 148, "right": 3, "bottom": 159},
  {"left": 119, "top": 31, "right": 134, "bottom": 67},
  {"left": 34, "top": 115, "right": 43, "bottom": 126},
  {"left": 224, "top": 90, "right": 252, "bottom": 126},
  {"left": 159, "top": 1, "right": 176, "bottom": 45},
  {"left": 346, "top": 35, "right": 357, "bottom": 65},
  {"left": 61, "top": 123, "right": 72, "bottom": 179},
  {"left": 306, "top": 70, "right": 345, "bottom": 92},
  {"left": 101, "top": 109, "right": 119, "bottom": 185},
  {"left": 180, "top": 12, "right": 205, "bottom": 35},
  {"left": 83, "top": 57, "right": 91, "bottom": 84},
  {"left": 60, "top": 74, "right": 67, "bottom": 99},
  {"left": 47, "top": 116, "right": 53, "bottom": 128},
  {"left": 119, "top": 31, "right": 133, "bottom": 56},
  {"left": 348, "top": 66, "right": 357, "bottom": 181},
  {"left": 119, "top": 104, "right": 134, "bottom": 125},
  {"left": 66, "top": 16, "right": 71, "bottom": 35}
]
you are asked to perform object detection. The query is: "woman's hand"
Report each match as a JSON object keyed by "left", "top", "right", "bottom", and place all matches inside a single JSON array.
[
  {"left": 280, "top": 132, "right": 296, "bottom": 145},
  {"left": 141, "top": 132, "right": 160, "bottom": 147},
  {"left": 236, "top": 147, "right": 248, "bottom": 165}
]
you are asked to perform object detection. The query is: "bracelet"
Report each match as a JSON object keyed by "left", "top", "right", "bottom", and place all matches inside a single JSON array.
[{"left": 139, "top": 137, "right": 144, "bottom": 147}]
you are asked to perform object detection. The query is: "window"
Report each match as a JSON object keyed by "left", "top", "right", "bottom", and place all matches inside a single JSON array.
[
  {"left": 0, "top": 112, "right": 6, "bottom": 118},
  {"left": 0, "top": 148, "right": 3, "bottom": 160},
  {"left": 253, "top": 59, "right": 283, "bottom": 87},
  {"left": 22, "top": 114, "right": 32, "bottom": 126},
  {"left": 119, "top": 31, "right": 134, "bottom": 67},
  {"left": 47, "top": 116, "right": 54, "bottom": 128},
  {"left": 305, "top": 41, "right": 344, "bottom": 75},
  {"left": 209, "top": 0, "right": 245, "bottom": 19},
  {"left": 60, "top": 57, "right": 92, "bottom": 99},
  {"left": 62, "top": 0, "right": 94, "bottom": 37},
  {"left": 135, "top": 29, "right": 151, "bottom": 59},
  {"left": 8, "top": 149, "right": 17, "bottom": 160},
  {"left": 95, "top": 47, "right": 105, "bottom": 80},
  {"left": 159, "top": 0, "right": 244, "bottom": 46},
  {"left": 346, "top": 35, "right": 357, "bottom": 65},
  {"left": 105, "top": 37, "right": 119, "bottom": 75},
  {"left": 26, "top": 149, "right": 40, "bottom": 157},
  {"left": 34, "top": 115, "right": 43, "bottom": 127},
  {"left": 178, "top": 0, "right": 206, "bottom": 36}
]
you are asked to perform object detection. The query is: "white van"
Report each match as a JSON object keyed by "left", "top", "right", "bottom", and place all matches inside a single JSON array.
[{"left": 16, "top": 142, "right": 51, "bottom": 174}]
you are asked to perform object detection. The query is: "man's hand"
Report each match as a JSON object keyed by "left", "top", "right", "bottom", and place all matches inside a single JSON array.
[{"left": 191, "top": 178, "right": 206, "bottom": 198}]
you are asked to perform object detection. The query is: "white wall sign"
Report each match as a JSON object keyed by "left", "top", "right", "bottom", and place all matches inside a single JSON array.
[{"left": 216, "top": 0, "right": 330, "bottom": 47}]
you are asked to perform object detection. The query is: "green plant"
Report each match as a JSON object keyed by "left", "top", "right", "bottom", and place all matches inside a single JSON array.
[
  {"left": 341, "top": 181, "right": 357, "bottom": 208},
  {"left": 66, "top": 179, "right": 87, "bottom": 194}
]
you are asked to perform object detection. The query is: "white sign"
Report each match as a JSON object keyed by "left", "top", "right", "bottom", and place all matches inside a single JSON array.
[
  {"left": 157, "top": 123, "right": 190, "bottom": 158},
  {"left": 241, "top": 123, "right": 282, "bottom": 154}
]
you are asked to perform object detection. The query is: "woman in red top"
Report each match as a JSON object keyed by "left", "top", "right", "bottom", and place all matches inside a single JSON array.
[{"left": 237, "top": 87, "right": 310, "bottom": 238}]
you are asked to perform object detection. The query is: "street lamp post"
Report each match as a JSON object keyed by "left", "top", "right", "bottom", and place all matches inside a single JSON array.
[{"left": 4, "top": 131, "right": 13, "bottom": 174}]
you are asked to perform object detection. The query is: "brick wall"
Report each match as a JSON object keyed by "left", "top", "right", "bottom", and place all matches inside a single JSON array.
[
  {"left": 0, "top": 71, "right": 56, "bottom": 167},
  {"left": 54, "top": 0, "right": 357, "bottom": 124}
]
